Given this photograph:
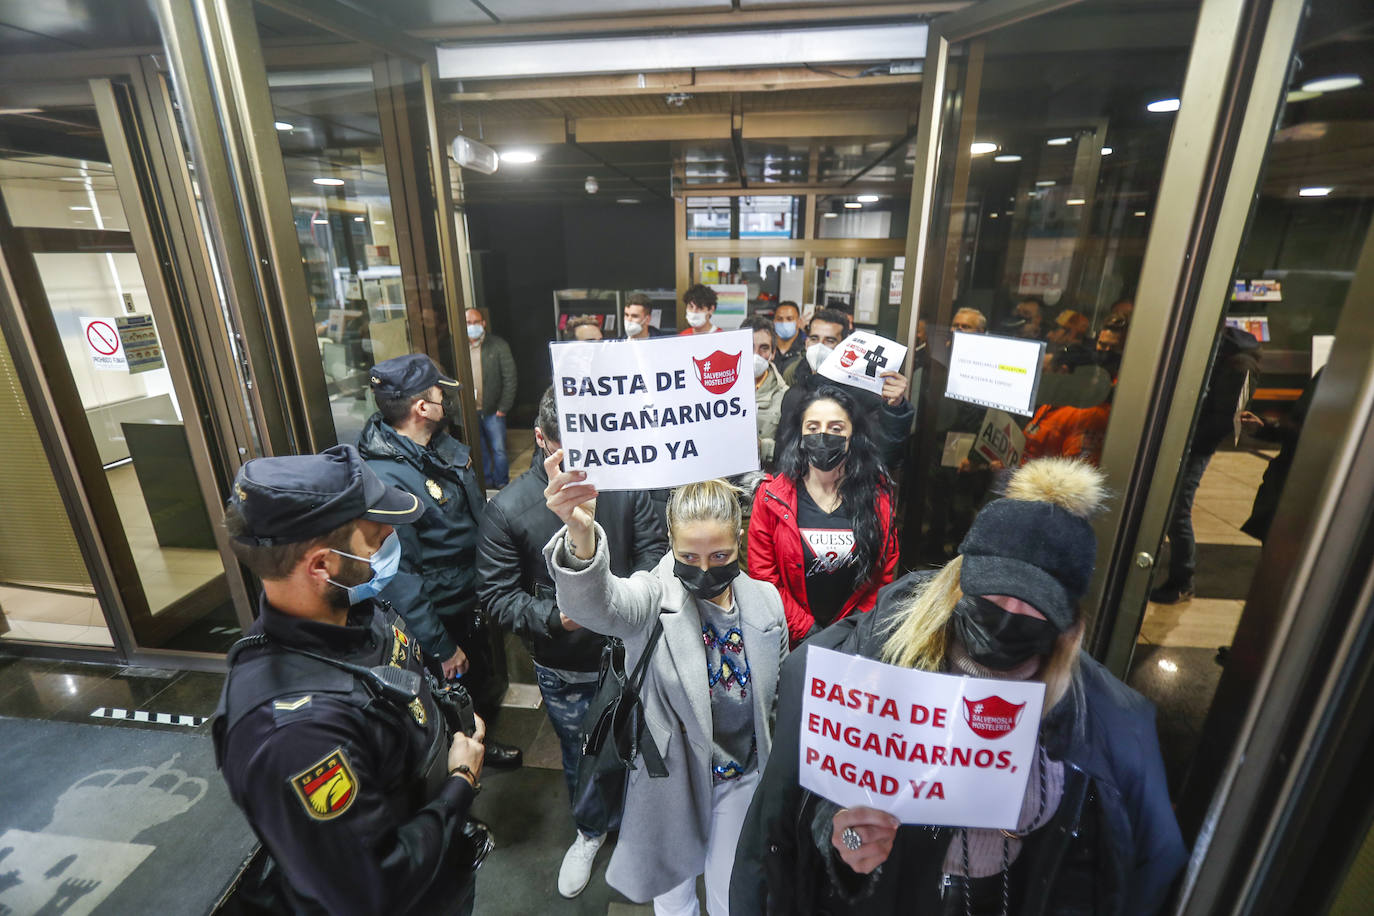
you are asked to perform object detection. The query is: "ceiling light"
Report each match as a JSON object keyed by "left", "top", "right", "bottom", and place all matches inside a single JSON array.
[
  {"left": 616, "top": 198, "right": 640, "bottom": 204},
  {"left": 1147, "top": 98, "right": 1180, "bottom": 113},
  {"left": 353, "top": 216, "right": 365, "bottom": 222},
  {"left": 1046, "top": 137, "right": 1072, "bottom": 146},
  {"left": 1066, "top": 198, "right": 1086, "bottom": 206},
  {"left": 311, "top": 218, "right": 328, "bottom": 224},
  {"left": 989, "top": 212, "right": 999, "bottom": 219},
  {"left": 312, "top": 177, "right": 345, "bottom": 186},
  {"left": 1299, "top": 186, "right": 1333, "bottom": 197},
  {"left": 1101, "top": 147, "right": 1114, "bottom": 156},
  {"left": 994, "top": 154, "right": 1022, "bottom": 163},
  {"left": 69, "top": 206, "right": 92, "bottom": 211},
  {"left": 1134, "top": 210, "right": 1147, "bottom": 217},
  {"left": 969, "top": 141, "right": 998, "bottom": 156},
  {"left": 373, "top": 220, "right": 386, "bottom": 225},
  {"left": 1300, "top": 74, "right": 1362, "bottom": 93},
  {"left": 1035, "top": 180, "right": 1056, "bottom": 187},
  {"left": 1285, "top": 89, "right": 1322, "bottom": 103},
  {"left": 844, "top": 201, "right": 863, "bottom": 209},
  {"left": 822, "top": 212, "right": 838, "bottom": 219},
  {"left": 274, "top": 121, "right": 293, "bottom": 131},
  {"left": 856, "top": 194, "right": 880, "bottom": 203},
  {"left": 500, "top": 150, "right": 538, "bottom": 164}
]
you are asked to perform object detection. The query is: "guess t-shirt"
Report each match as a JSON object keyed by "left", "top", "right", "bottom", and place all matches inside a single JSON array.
[{"left": 796, "top": 486, "right": 860, "bottom": 627}]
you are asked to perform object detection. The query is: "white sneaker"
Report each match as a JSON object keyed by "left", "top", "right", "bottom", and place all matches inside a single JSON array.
[{"left": 557, "top": 831, "right": 606, "bottom": 898}]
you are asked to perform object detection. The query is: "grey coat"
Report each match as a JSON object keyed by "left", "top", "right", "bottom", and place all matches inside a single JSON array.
[{"left": 543, "top": 523, "right": 788, "bottom": 902}]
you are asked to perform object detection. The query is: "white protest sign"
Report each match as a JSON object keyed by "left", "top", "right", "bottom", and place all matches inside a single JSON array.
[
  {"left": 551, "top": 330, "right": 759, "bottom": 491},
  {"left": 799, "top": 646, "right": 1045, "bottom": 829},
  {"left": 945, "top": 331, "right": 1045, "bottom": 417},
  {"left": 81, "top": 317, "right": 128, "bottom": 372},
  {"left": 816, "top": 330, "right": 908, "bottom": 396},
  {"left": 972, "top": 409, "right": 1027, "bottom": 468}
]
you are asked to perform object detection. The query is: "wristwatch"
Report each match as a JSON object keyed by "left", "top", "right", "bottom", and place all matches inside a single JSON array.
[{"left": 449, "top": 764, "right": 481, "bottom": 794}]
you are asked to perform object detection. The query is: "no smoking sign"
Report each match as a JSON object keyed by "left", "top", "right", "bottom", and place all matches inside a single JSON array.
[{"left": 81, "top": 317, "right": 128, "bottom": 371}]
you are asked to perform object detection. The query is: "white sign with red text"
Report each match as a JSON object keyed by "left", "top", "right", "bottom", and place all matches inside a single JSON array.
[
  {"left": 799, "top": 646, "right": 1045, "bottom": 829},
  {"left": 816, "top": 330, "right": 908, "bottom": 396},
  {"left": 550, "top": 330, "right": 759, "bottom": 491}
]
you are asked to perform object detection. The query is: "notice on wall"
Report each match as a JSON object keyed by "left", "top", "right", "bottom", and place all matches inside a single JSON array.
[
  {"left": 1231, "top": 278, "right": 1282, "bottom": 302},
  {"left": 945, "top": 332, "right": 1045, "bottom": 417},
  {"left": 855, "top": 263, "right": 883, "bottom": 325},
  {"left": 973, "top": 409, "right": 1027, "bottom": 468},
  {"left": 550, "top": 329, "right": 759, "bottom": 491},
  {"left": 81, "top": 317, "right": 128, "bottom": 372},
  {"left": 1225, "top": 315, "right": 1271, "bottom": 343},
  {"left": 799, "top": 646, "right": 1045, "bottom": 828},
  {"left": 116, "top": 315, "right": 165, "bottom": 375},
  {"left": 816, "top": 331, "right": 908, "bottom": 396},
  {"left": 1311, "top": 335, "right": 1335, "bottom": 377},
  {"left": 709, "top": 284, "right": 748, "bottom": 330}
]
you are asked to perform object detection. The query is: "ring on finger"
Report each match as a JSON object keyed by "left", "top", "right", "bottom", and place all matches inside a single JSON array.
[{"left": 841, "top": 827, "right": 863, "bottom": 851}]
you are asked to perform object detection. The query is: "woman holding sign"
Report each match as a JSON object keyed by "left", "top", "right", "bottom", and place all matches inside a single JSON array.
[
  {"left": 732, "top": 458, "right": 1185, "bottom": 916},
  {"left": 749, "top": 384, "right": 899, "bottom": 647},
  {"left": 542, "top": 454, "right": 787, "bottom": 916}
]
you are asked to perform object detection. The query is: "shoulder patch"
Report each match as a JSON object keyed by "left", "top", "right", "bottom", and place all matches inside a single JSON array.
[
  {"left": 274, "top": 695, "right": 312, "bottom": 712},
  {"left": 290, "top": 748, "right": 358, "bottom": 820}
]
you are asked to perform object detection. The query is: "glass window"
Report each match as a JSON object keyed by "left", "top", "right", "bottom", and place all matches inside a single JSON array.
[
  {"left": 686, "top": 196, "right": 805, "bottom": 240},
  {"left": 815, "top": 195, "right": 909, "bottom": 238},
  {"left": 690, "top": 255, "right": 804, "bottom": 319},
  {"left": 813, "top": 256, "right": 904, "bottom": 337}
]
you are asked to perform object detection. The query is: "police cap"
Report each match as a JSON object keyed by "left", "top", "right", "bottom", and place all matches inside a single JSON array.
[
  {"left": 229, "top": 445, "right": 423, "bottom": 545},
  {"left": 369, "top": 353, "right": 460, "bottom": 401}
]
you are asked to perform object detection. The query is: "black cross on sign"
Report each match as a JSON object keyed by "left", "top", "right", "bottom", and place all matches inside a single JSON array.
[{"left": 861, "top": 344, "right": 889, "bottom": 378}]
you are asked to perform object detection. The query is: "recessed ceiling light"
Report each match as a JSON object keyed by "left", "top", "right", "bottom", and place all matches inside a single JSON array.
[
  {"left": 1066, "top": 198, "right": 1087, "bottom": 206},
  {"left": 1101, "top": 147, "right": 1114, "bottom": 156},
  {"left": 1133, "top": 210, "right": 1147, "bottom": 217},
  {"left": 855, "top": 194, "right": 880, "bottom": 203},
  {"left": 353, "top": 216, "right": 365, "bottom": 222},
  {"left": 274, "top": 121, "right": 293, "bottom": 131},
  {"left": 311, "top": 218, "right": 328, "bottom": 224},
  {"left": 970, "top": 141, "right": 998, "bottom": 156},
  {"left": 1299, "top": 186, "right": 1333, "bottom": 197},
  {"left": 69, "top": 206, "right": 92, "bottom": 211},
  {"left": 500, "top": 150, "right": 538, "bottom": 164},
  {"left": 1285, "top": 89, "right": 1322, "bottom": 103},
  {"left": 994, "top": 154, "right": 1022, "bottom": 163},
  {"left": 1301, "top": 74, "right": 1362, "bottom": 93},
  {"left": 1035, "top": 180, "right": 1056, "bottom": 187},
  {"left": 616, "top": 198, "right": 640, "bottom": 204},
  {"left": 989, "top": 212, "right": 999, "bottom": 218},
  {"left": 373, "top": 220, "right": 386, "bottom": 225},
  {"left": 1046, "top": 137, "right": 1073, "bottom": 146},
  {"left": 822, "top": 212, "right": 838, "bottom": 219},
  {"left": 313, "top": 177, "right": 345, "bottom": 186},
  {"left": 843, "top": 201, "right": 863, "bottom": 209},
  {"left": 1147, "top": 98, "right": 1181, "bottom": 113}
]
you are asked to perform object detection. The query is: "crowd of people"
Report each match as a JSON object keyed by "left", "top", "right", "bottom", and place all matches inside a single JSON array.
[{"left": 211, "top": 287, "right": 1186, "bottom": 916}]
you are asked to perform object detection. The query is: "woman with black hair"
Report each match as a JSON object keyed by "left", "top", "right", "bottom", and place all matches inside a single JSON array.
[{"left": 748, "top": 383, "right": 899, "bottom": 647}]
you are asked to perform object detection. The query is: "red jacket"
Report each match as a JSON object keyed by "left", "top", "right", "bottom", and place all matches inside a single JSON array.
[{"left": 748, "top": 474, "right": 898, "bottom": 647}]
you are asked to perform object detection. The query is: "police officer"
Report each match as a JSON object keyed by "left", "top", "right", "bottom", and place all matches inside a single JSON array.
[
  {"left": 214, "top": 445, "right": 486, "bottom": 915},
  {"left": 358, "top": 353, "right": 522, "bottom": 769}
]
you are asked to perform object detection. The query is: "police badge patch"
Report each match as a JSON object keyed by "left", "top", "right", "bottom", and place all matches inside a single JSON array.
[
  {"left": 425, "top": 478, "right": 447, "bottom": 504},
  {"left": 409, "top": 697, "right": 428, "bottom": 727},
  {"left": 391, "top": 625, "right": 410, "bottom": 667},
  {"left": 290, "top": 748, "right": 358, "bottom": 820}
]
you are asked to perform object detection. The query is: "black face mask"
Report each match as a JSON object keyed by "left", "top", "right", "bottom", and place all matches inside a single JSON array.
[
  {"left": 951, "top": 595, "right": 1060, "bottom": 671},
  {"left": 801, "top": 432, "right": 849, "bottom": 472},
  {"left": 674, "top": 559, "right": 740, "bottom": 600}
]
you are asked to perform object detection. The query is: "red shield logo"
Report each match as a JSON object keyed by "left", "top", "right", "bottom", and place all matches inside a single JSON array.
[
  {"left": 692, "top": 350, "right": 742, "bottom": 394},
  {"left": 838, "top": 344, "right": 863, "bottom": 369},
  {"left": 962, "top": 695, "right": 1026, "bottom": 739}
]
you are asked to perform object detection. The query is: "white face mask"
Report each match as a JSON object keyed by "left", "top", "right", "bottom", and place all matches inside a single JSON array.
[
  {"left": 624, "top": 320, "right": 644, "bottom": 337},
  {"left": 466, "top": 323, "right": 484, "bottom": 341},
  {"left": 686, "top": 310, "right": 709, "bottom": 328},
  {"left": 752, "top": 353, "right": 769, "bottom": 380},
  {"left": 806, "top": 342, "right": 833, "bottom": 370}
]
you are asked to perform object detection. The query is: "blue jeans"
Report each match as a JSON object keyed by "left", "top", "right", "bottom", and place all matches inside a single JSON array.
[
  {"left": 1165, "top": 451, "right": 1212, "bottom": 587},
  {"left": 534, "top": 663, "right": 605, "bottom": 837},
  {"left": 478, "top": 411, "right": 509, "bottom": 487}
]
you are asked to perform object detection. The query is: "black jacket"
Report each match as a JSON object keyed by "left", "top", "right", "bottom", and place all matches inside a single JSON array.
[
  {"left": 358, "top": 414, "right": 487, "bottom": 661},
  {"left": 214, "top": 596, "right": 474, "bottom": 916},
  {"left": 1193, "top": 327, "right": 1260, "bottom": 456},
  {"left": 731, "top": 573, "right": 1186, "bottom": 916},
  {"left": 778, "top": 359, "right": 915, "bottom": 472},
  {"left": 476, "top": 458, "right": 668, "bottom": 671}
]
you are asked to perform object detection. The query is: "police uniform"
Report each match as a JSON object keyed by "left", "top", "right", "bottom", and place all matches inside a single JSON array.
[{"left": 212, "top": 445, "right": 481, "bottom": 915}]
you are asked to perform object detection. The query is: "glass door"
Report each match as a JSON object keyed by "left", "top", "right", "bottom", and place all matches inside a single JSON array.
[{"left": 0, "top": 78, "right": 246, "bottom": 656}]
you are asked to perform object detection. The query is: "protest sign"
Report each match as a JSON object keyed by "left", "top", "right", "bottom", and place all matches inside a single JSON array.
[
  {"left": 972, "top": 409, "right": 1026, "bottom": 468},
  {"left": 550, "top": 330, "right": 759, "bottom": 491},
  {"left": 816, "top": 330, "right": 908, "bottom": 396},
  {"left": 799, "top": 646, "right": 1044, "bottom": 829},
  {"left": 945, "top": 331, "right": 1045, "bottom": 416}
]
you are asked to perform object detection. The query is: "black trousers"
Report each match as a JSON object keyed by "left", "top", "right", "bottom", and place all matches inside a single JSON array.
[{"left": 440, "top": 609, "right": 508, "bottom": 724}]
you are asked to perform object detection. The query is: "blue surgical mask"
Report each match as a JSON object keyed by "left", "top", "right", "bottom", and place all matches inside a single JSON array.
[
  {"left": 329, "top": 531, "right": 402, "bottom": 605},
  {"left": 466, "top": 323, "right": 484, "bottom": 341},
  {"left": 775, "top": 320, "right": 797, "bottom": 340}
]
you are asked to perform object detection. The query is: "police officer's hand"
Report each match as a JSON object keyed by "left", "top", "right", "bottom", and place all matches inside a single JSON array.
[
  {"left": 448, "top": 714, "right": 486, "bottom": 785},
  {"left": 543, "top": 449, "right": 598, "bottom": 560},
  {"left": 879, "top": 370, "right": 908, "bottom": 406},
  {"left": 832, "top": 806, "right": 900, "bottom": 874},
  {"left": 442, "top": 646, "right": 469, "bottom": 680}
]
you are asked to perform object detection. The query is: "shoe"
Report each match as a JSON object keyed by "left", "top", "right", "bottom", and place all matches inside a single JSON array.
[
  {"left": 1216, "top": 646, "right": 1231, "bottom": 666},
  {"left": 483, "top": 740, "right": 523, "bottom": 769},
  {"left": 558, "top": 832, "right": 606, "bottom": 898},
  {"left": 1149, "top": 583, "right": 1195, "bottom": 604},
  {"left": 462, "top": 817, "right": 496, "bottom": 869}
]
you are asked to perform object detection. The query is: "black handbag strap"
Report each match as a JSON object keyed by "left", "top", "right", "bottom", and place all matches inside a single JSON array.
[{"left": 630, "top": 617, "right": 668, "bottom": 778}]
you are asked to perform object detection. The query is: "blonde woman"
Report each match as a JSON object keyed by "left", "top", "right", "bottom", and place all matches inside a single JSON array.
[
  {"left": 542, "top": 452, "right": 787, "bottom": 916},
  {"left": 732, "top": 459, "right": 1186, "bottom": 916}
]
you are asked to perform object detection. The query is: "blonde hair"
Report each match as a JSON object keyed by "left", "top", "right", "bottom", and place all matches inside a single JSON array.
[
  {"left": 880, "top": 556, "right": 1082, "bottom": 714},
  {"left": 667, "top": 479, "right": 742, "bottom": 540}
]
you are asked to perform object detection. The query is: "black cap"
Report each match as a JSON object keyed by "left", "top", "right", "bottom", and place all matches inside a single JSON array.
[
  {"left": 229, "top": 444, "right": 424, "bottom": 545},
  {"left": 369, "top": 353, "right": 459, "bottom": 401}
]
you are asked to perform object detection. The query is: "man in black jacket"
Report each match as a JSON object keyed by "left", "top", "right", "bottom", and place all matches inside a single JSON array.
[
  {"left": 358, "top": 353, "right": 521, "bottom": 769},
  {"left": 476, "top": 386, "right": 668, "bottom": 898}
]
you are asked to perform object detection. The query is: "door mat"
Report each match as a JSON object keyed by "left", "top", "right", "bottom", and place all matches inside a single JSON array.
[{"left": 0, "top": 717, "right": 255, "bottom": 916}]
